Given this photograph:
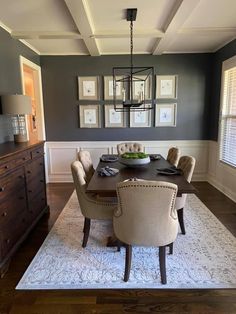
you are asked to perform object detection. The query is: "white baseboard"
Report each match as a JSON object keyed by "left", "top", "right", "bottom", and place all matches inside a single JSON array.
[{"left": 207, "top": 174, "right": 236, "bottom": 203}]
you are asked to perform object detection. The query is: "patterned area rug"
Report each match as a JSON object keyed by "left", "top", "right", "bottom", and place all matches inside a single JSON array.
[{"left": 16, "top": 192, "right": 236, "bottom": 289}]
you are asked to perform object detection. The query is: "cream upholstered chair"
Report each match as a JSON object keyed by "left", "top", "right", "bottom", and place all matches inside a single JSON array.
[
  {"left": 175, "top": 156, "right": 196, "bottom": 235},
  {"left": 167, "top": 147, "right": 180, "bottom": 167},
  {"left": 117, "top": 142, "right": 144, "bottom": 155},
  {"left": 114, "top": 180, "right": 178, "bottom": 284},
  {"left": 71, "top": 161, "right": 117, "bottom": 248},
  {"left": 78, "top": 150, "right": 95, "bottom": 183}
]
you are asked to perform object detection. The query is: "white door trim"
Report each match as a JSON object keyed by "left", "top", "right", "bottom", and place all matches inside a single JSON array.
[{"left": 19, "top": 55, "right": 46, "bottom": 141}]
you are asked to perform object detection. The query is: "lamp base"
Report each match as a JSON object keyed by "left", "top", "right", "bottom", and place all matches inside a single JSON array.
[{"left": 14, "top": 134, "right": 28, "bottom": 143}]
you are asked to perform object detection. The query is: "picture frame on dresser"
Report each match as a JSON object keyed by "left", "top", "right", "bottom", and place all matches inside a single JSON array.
[
  {"left": 156, "top": 75, "right": 177, "bottom": 99},
  {"left": 104, "top": 104, "right": 125, "bottom": 128},
  {"left": 78, "top": 76, "right": 99, "bottom": 100},
  {"left": 79, "top": 104, "right": 101, "bottom": 128},
  {"left": 130, "top": 104, "right": 152, "bottom": 127},
  {"left": 155, "top": 103, "right": 177, "bottom": 127}
]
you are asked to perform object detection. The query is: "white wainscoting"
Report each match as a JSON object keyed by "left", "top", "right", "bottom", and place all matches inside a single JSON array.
[
  {"left": 207, "top": 141, "right": 236, "bottom": 203},
  {"left": 45, "top": 140, "right": 209, "bottom": 183}
]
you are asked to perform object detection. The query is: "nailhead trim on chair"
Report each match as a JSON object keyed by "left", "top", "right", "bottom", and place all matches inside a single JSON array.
[{"left": 115, "top": 183, "right": 177, "bottom": 218}]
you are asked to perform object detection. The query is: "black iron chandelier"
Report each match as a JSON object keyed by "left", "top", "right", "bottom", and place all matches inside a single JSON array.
[{"left": 113, "top": 8, "right": 154, "bottom": 112}]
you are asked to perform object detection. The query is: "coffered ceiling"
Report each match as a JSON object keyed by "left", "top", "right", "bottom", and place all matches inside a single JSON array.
[{"left": 0, "top": 0, "right": 236, "bottom": 56}]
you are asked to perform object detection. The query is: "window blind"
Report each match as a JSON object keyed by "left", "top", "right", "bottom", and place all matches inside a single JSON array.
[{"left": 220, "top": 64, "right": 236, "bottom": 167}]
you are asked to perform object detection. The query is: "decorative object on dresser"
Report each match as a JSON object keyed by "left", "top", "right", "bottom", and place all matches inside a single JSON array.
[
  {"left": 0, "top": 141, "right": 49, "bottom": 277},
  {"left": 1, "top": 94, "right": 32, "bottom": 143}
]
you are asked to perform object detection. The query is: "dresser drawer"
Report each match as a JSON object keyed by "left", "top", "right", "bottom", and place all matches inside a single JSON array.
[
  {"left": 28, "top": 191, "right": 47, "bottom": 222},
  {"left": 0, "top": 191, "right": 27, "bottom": 226},
  {"left": 0, "top": 168, "right": 25, "bottom": 200},
  {"left": 31, "top": 146, "right": 44, "bottom": 159},
  {"left": 0, "top": 211, "right": 28, "bottom": 260},
  {"left": 0, "top": 151, "right": 31, "bottom": 176}
]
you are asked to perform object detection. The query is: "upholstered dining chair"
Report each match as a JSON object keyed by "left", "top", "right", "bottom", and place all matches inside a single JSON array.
[
  {"left": 167, "top": 147, "right": 180, "bottom": 167},
  {"left": 117, "top": 142, "right": 144, "bottom": 155},
  {"left": 78, "top": 150, "right": 95, "bottom": 184},
  {"left": 71, "top": 160, "right": 117, "bottom": 248},
  {"left": 175, "top": 156, "right": 196, "bottom": 235},
  {"left": 113, "top": 180, "right": 178, "bottom": 284}
]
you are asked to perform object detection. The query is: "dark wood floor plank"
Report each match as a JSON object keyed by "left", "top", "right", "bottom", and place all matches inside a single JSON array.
[{"left": 0, "top": 182, "right": 236, "bottom": 314}]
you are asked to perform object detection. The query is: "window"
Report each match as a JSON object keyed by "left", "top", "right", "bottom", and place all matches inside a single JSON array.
[{"left": 219, "top": 56, "right": 236, "bottom": 168}]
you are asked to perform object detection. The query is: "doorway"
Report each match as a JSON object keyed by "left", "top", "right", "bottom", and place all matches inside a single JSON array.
[{"left": 20, "top": 56, "right": 46, "bottom": 141}]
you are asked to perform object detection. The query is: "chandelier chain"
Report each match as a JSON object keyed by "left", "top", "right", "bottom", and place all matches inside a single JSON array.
[{"left": 130, "top": 19, "right": 133, "bottom": 68}]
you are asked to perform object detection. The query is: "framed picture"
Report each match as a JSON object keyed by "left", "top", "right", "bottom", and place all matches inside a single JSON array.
[
  {"left": 156, "top": 75, "right": 177, "bottom": 99},
  {"left": 104, "top": 105, "right": 125, "bottom": 128},
  {"left": 78, "top": 76, "right": 99, "bottom": 100},
  {"left": 130, "top": 105, "right": 152, "bottom": 127},
  {"left": 132, "top": 75, "right": 152, "bottom": 100},
  {"left": 79, "top": 105, "right": 100, "bottom": 128},
  {"left": 104, "top": 76, "right": 123, "bottom": 100},
  {"left": 155, "top": 103, "right": 177, "bottom": 127}
]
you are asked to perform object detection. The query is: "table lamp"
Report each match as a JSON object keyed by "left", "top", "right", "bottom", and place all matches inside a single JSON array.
[{"left": 1, "top": 94, "right": 32, "bottom": 143}]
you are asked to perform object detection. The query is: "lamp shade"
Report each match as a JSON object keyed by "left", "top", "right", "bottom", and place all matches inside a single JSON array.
[{"left": 1, "top": 95, "right": 32, "bottom": 115}]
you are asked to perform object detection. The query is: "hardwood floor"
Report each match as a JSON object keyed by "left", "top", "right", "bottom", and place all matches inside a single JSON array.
[{"left": 0, "top": 182, "right": 236, "bottom": 314}]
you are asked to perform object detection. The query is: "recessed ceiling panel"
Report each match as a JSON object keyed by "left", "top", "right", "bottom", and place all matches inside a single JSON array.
[
  {"left": 26, "top": 39, "right": 88, "bottom": 55},
  {"left": 98, "top": 37, "right": 156, "bottom": 54},
  {"left": 87, "top": 0, "right": 179, "bottom": 32},
  {"left": 183, "top": 0, "right": 236, "bottom": 28},
  {"left": 166, "top": 33, "right": 235, "bottom": 53},
  {"left": 0, "top": 0, "right": 77, "bottom": 31}
]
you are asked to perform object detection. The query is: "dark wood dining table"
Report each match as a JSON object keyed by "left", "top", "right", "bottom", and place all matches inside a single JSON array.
[{"left": 86, "top": 155, "right": 197, "bottom": 197}]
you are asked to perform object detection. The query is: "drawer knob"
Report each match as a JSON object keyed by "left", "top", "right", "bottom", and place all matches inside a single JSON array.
[
  {"left": 2, "top": 212, "right": 7, "bottom": 217},
  {"left": 0, "top": 187, "right": 5, "bottom": 192},
  {"left": 40, "top": 179, "right": 44, "bottom": 183},
  {"left": 19, "top": 175, "right": 24, "bottom": 179},
  {"left": 23, "top": 157, "right": 27, "bottom": 160},
  {"left": 4, "top": 165, "right": 9, "bottom": 169},
  {"left": 6, "top": 239, "right": 10, "bottom": 244},
  {"left": 27, "top": 170, "right": 31, "bottom": 174},
  {"left": 28, "top": 190, "right": 32, "bottom": 193},
  {"left": 36, "top": 151, "right": 40, "bottom": 154},
  {"left": 40, "top": 163, "right": 43, "bottom": 166}
]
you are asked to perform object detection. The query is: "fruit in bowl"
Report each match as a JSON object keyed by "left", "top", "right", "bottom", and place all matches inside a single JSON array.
[{"left": 119, "top": 152, "right": 150, "bottom": 166}]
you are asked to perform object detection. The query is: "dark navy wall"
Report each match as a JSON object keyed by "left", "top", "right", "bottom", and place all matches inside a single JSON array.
[
  {"left": 41, "top": 54, "right": 212, "bottom": 141},
  {"left": 0, "top": 27, "right": 40, "bottom": 143},
  {"left": 210, "top": 39, "right": 236, "bottom": 140}
]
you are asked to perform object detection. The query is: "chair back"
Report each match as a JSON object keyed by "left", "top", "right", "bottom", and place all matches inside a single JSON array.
[
  {"left": 114, "top": 180, "right": 178, "bottom": 247},
  {"left": 117, "top": 142, "right": 144, "bottom": 155},
  {"left": 178, "top": 156, "right": 196, "bottom": 182},
  {"left": 78, "top": 150, "right": 94, "bottom": 183},
  {"left": 167, "top": 147, "right": 180, "bottom": 167},
  {"left": 71, "top": 161, "right": 115, "bottom": 220}
]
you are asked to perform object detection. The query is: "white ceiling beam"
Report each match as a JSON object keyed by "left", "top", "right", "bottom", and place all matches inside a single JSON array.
[
  {"left": 64, "top": 0, "right": 100, "bottom": 56},
  {"left": 152, "top": 0, "right": 201, "bottom": 55},
  {"left": 94, "top": 29, "right": 164, "bottom": 39},
  {"left": 11, "top": 31, "right": 82, "bottom": 40},
  {"left": 179, "top": 27, "right": 236, "bottom": 35}
]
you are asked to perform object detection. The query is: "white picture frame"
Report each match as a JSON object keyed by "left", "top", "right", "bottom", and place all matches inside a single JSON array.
[
  {"left": 104, "top": 105, "right": 125, "bottom": 128},
  {"left": 79, "top": 105, "right": 100, "bottom": 128},
  {"left": 132, "top": 75, "right": 152, "bottom": 100},
  {"left": 78, "top": 76, "right": 99, "bottom": 100},
  {"left": 130, "top": 105, "right": 152, "bottom": 128},
  {"left": 156, "top": 75, "right": 177, "bottom": 99},
  {"left": 155, "top": 103, "right": 177, "bottom": 127},
  {"left": 104, "top": 76, "right": 123, "bottom": 100}
]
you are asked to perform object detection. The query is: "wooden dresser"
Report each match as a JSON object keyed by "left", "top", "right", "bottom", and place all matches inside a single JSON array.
[{"left": 0, "top": 141, "right": 49, "bottom": 277}]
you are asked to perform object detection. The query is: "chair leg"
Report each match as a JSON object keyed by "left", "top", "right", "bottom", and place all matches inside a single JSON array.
[
  {"left": 117, "top": 240, "right": 121, "bottom": 252},
  {"left": 169, "top": 242, "right": 173, "bottom": 255},
  {"left": 124, "top": 245, "right": 132, "bottom": 282},
  {"left": 82, "top": 218, "right": 91, "bottom": 248},
  {"left": 159, "top": 246, "right": 167, "bottom": 284},
  {"left": 177, "top": 207, "right": 186, "bottom": 235}
]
